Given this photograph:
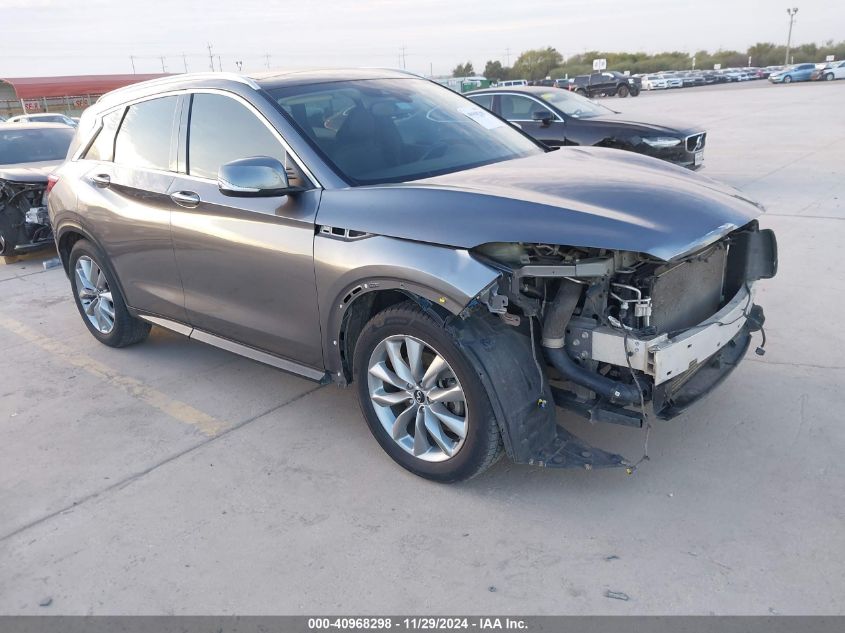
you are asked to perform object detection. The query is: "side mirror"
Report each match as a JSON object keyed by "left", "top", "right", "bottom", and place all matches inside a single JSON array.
[
  {"left": 532, "top": 110, "right": 553, "bottom": 126},
  {"left": 218, "top": 156, "right": 294, "bottom": 197}
]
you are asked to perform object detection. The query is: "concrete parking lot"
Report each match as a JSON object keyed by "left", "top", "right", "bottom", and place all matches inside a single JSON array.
[{"left": 1, "top": 79, "right": 843, "bottom": 615}]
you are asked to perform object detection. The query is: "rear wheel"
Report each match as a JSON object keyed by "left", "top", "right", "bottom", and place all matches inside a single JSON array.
[
  {"left": 353, "top": 302, "right": 502, "bottom": 482},
  {"left": 69, "top": 239, "right": 150, "bottom": 347},
  {"left": 617, "top": 85, "right": 630, "bottom": 98}
]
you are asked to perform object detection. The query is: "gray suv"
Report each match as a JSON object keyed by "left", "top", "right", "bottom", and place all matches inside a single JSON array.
[{"left": 49, "top": 70, "right": 777, "bottom": 482}]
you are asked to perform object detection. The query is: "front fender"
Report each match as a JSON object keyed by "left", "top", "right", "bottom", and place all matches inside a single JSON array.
[{"left": 314, "top": 233, "right": 500, "bottom": 378}]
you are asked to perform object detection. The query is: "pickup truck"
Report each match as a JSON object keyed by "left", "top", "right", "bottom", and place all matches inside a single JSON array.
[{"left": 569, "top": 71, "right": 640, "bottom": 98}]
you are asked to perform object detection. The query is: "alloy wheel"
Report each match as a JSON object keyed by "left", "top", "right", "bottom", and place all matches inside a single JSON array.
[
  {"left": 75, "top": 255, "right": 115, "bottom": 334},
  {"left": 367, "top": 335, "right": 468, "bottom": 462}
]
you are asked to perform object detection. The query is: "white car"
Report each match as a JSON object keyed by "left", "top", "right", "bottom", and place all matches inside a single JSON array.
[
  {"left": 642, "top": 75, "right": 668, "bottom": 90},
  {"left": 820, "top": 60, "right": 845, "bottom": 81},
  {"left": 660, "top": 74, "right": 683, "bottom": 88},
  {"left": 497, "top": 79, "right": 528, "bottom": 87},
  {"left": 4, "top": 112, "right": 78, "bottom": 127}
]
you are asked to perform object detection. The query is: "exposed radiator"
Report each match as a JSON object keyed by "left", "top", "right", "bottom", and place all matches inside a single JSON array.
[{"left": 649, "top": 243, "right": 728, "bottom": 334}]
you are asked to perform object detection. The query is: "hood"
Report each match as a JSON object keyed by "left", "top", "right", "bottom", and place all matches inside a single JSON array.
[
  {"left": 317, "top": 147, "right": 763, "bottom": 262},
  {"left": 582, "top": 112, "right": 701, "bottom": 136},
  {"left": 0, "top": 160, "right": 61, "bottom": 183}
]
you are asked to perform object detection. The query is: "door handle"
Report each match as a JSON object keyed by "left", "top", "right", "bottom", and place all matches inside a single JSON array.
[
  {"left": 170, "top": 191, "right": 201, "bottom": 208},
  {"left": 91, "top": 173, "right": 111, "bottom": 188}
]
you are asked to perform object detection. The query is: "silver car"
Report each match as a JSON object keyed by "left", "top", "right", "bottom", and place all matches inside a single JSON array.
[{"left": 49, "top": 70, "right": 777, "bottom": 482}]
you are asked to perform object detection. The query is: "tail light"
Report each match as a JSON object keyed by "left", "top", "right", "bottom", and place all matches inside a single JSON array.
[{"left": 43, "top": 174, "right": 59, "bottom": 205}]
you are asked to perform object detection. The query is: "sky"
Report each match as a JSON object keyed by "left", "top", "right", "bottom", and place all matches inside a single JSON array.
[{"left": 1, "top": 0, "right": 843, "bottom": 77}]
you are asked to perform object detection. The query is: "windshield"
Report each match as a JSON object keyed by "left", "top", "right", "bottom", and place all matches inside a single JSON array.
[
  {"left": 269, "top": 78, "right": 543, "bottom": 186},
  {"left": 536, "top": 90, "right": 614, "bottom": 119},
  {"left": 0, "top": 127, "right": 74, "bottom": 165}
]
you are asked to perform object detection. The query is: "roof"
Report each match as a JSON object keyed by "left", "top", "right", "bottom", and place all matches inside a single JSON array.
[
  {"left": 249, "top": 67, "right": 421, "bottom": 89},
  {"left": 466, "top": 86, "right": 566, "bottom": 95},
  {"left": 0, "top": 74, "right": 168, "bottom": 99}
]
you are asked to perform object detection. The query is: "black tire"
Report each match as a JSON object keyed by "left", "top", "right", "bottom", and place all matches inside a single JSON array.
[
  {"left": 617, "top": 84, "right": 629, "bottom": 98},
  {"left": 69, "top": 239, "right": 150, "bottom": 347},
  {"left": 0, "top": 230, "right": 16, "bottom": 256},
  {"left": 575, "top": 88, "right": 587, "bottom": 96},
  {"left": 783, "top": 75, "right": 792, "bottom": 84},
  {"left": 630, "top": 85, "right": 640, "bottom": 97},
  {"left": 353, "top": 302, "right": 502, "bottom": 482}
]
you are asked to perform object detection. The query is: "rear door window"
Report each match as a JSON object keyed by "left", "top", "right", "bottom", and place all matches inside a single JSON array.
[{"left": 113, "top": 96, "right": 178, "bottom": 171}]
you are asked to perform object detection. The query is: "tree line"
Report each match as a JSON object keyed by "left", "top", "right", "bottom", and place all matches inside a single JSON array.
[{"left": 452, "top": 40, "right": 845, "bottom": 80}]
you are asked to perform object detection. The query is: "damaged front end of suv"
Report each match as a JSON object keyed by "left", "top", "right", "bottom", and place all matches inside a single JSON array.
[
  {"left": 0, "top": 176, "right": 54, "bottom": 256},
  {"left": 461, "top": 221, "right": 776, "bottom": 470}
]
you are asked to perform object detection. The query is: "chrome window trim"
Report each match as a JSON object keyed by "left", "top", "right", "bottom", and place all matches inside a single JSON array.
[
  {"left": 73, "top": 87, "right": 321, "bottom": 189},
  {"left": 473, "top": 92, "right": 564, "bottom": 123}
]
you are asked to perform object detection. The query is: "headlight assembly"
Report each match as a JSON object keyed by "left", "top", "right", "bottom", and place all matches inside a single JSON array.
[{"left": 641, "top": 136, "right": 682, "bottom": 148}]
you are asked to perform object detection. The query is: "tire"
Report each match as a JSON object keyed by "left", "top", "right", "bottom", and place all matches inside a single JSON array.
[
  {"left": 353, "top": 302, "right": 502, "bottom": 482},
  {"left": 630, "top": 85, "right": 640, "bottom": 97},
  {"left": 783, "top": 75, "right": 792, "bottom": 83},
  {"left": 0, "top": 230, "right": 16, "bottom": 256},
  {"left": 617, "top": 85, "right": 629, "bottom": 98},
  {"left": 69, "top": 239, "right": 150, "bottom": 347},
  {"left": 825, "top": 73, "right": 834, "bottom": 81},
  {"left": 575, "top": 88, "right": 587, "bottom": 96}
]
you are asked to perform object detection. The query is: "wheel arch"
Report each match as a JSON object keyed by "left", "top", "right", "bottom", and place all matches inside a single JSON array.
[
  {"left": 55, "top": 222, "right": 132, "bottom": 311},
  {"left": 315, "top": 234, "right": 501, "bottom": 384}
]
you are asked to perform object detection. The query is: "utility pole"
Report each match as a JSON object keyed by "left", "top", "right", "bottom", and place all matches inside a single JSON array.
[
  {"left": 505, "top": 47, "right": 511, "bottom": 66},
  {"left": 217, "top": 55, "right": 222, "bottom": 72},
  {"left": 207, "top": 43, "right": 215, "bottom": 71},
  {"left": 785, "top": 7, "right": 798, "bottom": 65},
  {"left": 160, "top": 56, "right": 167, "bottom": 73},
  {"left": 130, "top": 55, "right": 136, "bottom": 74},
  {"left": 399, "top": 45, "right": 407, "bottom": 69},
  {"left": 430, "top": 61, "right": 433, "bottom": 77},
  {"left": 264, "top": 53, "right": 271, "bottom": 69},
  {"left": 235, "top": 60, "right": 243, "bottom": 72},
  {"left": 182, "top": 53, "right": 188, "bottom": 73}
]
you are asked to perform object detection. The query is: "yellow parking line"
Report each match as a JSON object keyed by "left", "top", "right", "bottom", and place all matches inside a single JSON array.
[{"left": 0, "top": 315, "right": 226, "bottom": 437}]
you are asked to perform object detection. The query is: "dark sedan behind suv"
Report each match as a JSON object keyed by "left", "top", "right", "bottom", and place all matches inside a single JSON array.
[
  {"left": 466, "top": 86, "right": 706, "bottom": 168},
  {"left": 49, "top": 70, "right": 775, "bottom": 482}
]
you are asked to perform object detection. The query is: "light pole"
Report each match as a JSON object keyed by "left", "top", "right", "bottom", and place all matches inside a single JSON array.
[{"left": 785, "top": 7, "right": 798, "bottom": 65}]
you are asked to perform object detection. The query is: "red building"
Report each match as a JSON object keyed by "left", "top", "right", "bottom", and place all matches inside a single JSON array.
[{"left": 0, "top": 74, "right": 168, "bottom": 118}]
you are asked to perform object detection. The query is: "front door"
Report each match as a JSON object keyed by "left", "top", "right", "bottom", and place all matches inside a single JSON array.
[
  {"left": 168, "top": 91, "right": 324, "bottom": 369},
  {"left": 496, "top": 94, "right": 567, "bottom": 146}
]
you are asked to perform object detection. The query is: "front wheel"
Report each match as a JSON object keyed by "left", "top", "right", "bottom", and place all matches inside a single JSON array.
[
  {"left": 617, "top": 85, "right": 630, "bottom": 98},
  {"left": 783, "top": 75, "right": 793, "bottom": 83},
  {"left": 69, "top": 239, "right": 150, "bottom": 347},
  {"left": 824, "top": 73, "right": 834, "bottom": 81},
  {"left": 353, "top": 303, "right": 502, "bottom": 482}
]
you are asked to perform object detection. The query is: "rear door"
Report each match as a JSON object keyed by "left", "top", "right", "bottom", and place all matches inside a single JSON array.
[
  {"left": 77, "top": 94, "right": 187, "bottom": 321},
  {"left": 167, "top": 90, "right": 324, "bottom": 368}
]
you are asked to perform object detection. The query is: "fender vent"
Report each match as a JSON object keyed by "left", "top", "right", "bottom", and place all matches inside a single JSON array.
[{"left": 318, "top": 225, "right": 371, "bottom": 240}]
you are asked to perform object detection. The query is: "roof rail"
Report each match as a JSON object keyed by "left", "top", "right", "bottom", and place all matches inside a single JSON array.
[{"left": 99, "top": 72, "right": 260, "bottom": 101}]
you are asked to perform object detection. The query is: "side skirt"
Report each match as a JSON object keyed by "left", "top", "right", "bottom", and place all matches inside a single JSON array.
[{"left": 137, "top": 314, "right": 330, "bottom": 384}]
